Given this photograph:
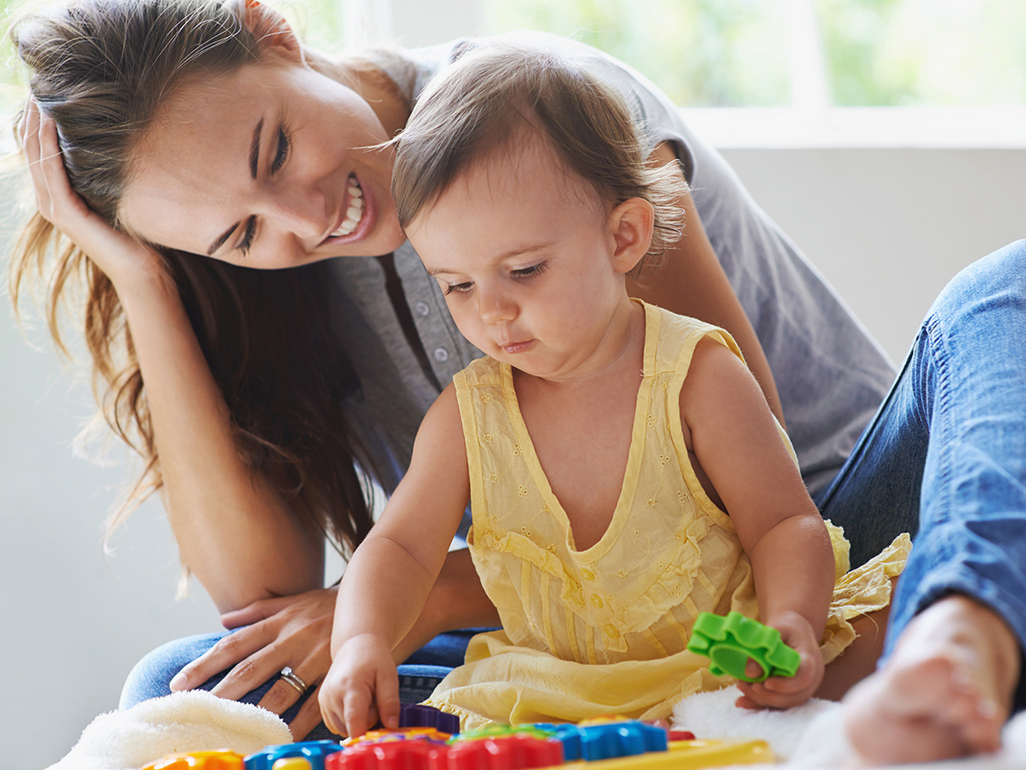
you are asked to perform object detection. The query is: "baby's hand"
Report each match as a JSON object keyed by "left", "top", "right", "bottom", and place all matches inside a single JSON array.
[
  {"left": 318, "top": 634, "right": 399, "bottom": 737},
  {"left": 735, "top": 613, "right": 824, "bottom": 710}
]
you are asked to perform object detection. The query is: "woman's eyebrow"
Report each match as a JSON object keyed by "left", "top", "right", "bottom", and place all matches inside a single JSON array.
[
  {"left": 206, "top": 117, "right": 265, "bottom": 256},
  {"left": 207, "top": 222, "right": 237, "bottom": 256}
]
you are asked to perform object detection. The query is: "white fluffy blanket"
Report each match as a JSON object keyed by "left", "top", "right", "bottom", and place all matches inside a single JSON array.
[
  {"left": 47, "top": 690, "right": 292, "bottom": 770},
  {"left": 48, "top": 687, "right": 1026, "bottom": 770},
  {"left": 672, "top": 687, "right": 1026, "bottom": 769}
]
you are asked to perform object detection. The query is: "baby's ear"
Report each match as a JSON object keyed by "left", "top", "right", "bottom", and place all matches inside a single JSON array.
[
  {"left": 610, "top": 197, "right": 655, "bottom": 274},
  {"left": 235, "top": 0, "right": 303, "bottom": 62}
]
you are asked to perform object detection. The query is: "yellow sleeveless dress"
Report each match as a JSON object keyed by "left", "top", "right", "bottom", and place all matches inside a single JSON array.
[{"left": 424, "top": 302, "right": 911, "bottom": 729}]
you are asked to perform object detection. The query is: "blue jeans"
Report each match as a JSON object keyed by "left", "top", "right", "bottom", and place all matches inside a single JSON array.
[
  {"left": 120, "top": 629, "right": 482, "bottom": 740},
  {"left": 124, "top": 242, "right": 1026, "bottom": 714},
  {"left": 816, "top": 240, "right": 1026, "bottom": 675}
]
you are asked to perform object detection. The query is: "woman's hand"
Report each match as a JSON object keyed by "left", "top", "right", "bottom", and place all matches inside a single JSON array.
[
  {"left": 20, "top": 97, "right": 165, "bottom": 291},
  {"left": 166, "top": 549, "right": 497, "bottom": 739},
  {"left": 734, "top": 612, "right": 825, "bottom": 710},
  {"left": 170, "top": 587, "right": 337, "bottom": 740}
]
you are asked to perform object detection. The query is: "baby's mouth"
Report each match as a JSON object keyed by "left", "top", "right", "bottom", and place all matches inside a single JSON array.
[{"left": 328, "top": 175, "right": 365, "bottom": 238}]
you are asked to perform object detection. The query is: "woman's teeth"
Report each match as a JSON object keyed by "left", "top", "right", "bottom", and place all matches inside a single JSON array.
[{"left": 331, "top": 177, "right": 365, "bottom": 237}]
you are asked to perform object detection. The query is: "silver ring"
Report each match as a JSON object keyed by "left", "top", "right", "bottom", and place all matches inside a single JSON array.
[{"left": 279, "top": 666, "right": 308, "bottom": 696}]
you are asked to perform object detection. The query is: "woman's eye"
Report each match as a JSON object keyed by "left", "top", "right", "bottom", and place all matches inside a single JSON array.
[
  {"left": 445, "top": 282, "right": 474, "bottom": 295},
  {"left": 513, "top": 263, "right": 546, "bottom": 279},
  {"left": 271, "top": 126, "right": 291, "bottom": 173}
]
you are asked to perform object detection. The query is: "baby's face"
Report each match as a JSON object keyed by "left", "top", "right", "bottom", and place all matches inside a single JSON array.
[{"left": 405, "top": 137, "right": 632, "bottom": 381}]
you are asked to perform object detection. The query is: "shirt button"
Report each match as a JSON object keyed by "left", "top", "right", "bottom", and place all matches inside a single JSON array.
[
  {"left": 433, "top": 347, "right": 450, "bottom": 363},
  {"left": 415, "top": 301, "right": 430, "bottom": 317}
]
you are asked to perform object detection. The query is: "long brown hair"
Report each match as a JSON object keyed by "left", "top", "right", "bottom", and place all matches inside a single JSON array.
[{"left": 9, "top": 0, "right": 375, "bottom": 561}]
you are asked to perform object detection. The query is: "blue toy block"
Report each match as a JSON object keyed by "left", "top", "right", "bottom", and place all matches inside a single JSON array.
[{"left": 244, "top": 740, "right": 342, "bottom": 770}]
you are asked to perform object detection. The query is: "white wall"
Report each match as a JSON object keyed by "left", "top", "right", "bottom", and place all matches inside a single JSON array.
[
  {"left": 0, "top": 177, "right": 221, "bottom": 767},
  {"left": 2, "top": 145, "right": 1024, "bottom": 768},
  {"left": 718, "top": 146, "right": 1026, "bottom": 366}
]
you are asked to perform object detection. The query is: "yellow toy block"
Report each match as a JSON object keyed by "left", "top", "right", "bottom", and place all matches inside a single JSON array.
[
  {"left": 272, "top": 759, "right": 313, "bottom": 770},
  {"left": 142, "top": 750, "right": 245, "bottom": 770},
  {"left": 537, "top": 738, "right": 773, "bottom": 770}
]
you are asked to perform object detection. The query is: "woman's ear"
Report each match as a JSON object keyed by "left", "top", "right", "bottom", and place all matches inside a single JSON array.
[
  {"left": 609, "top": 197, "right": 655, "bottom": 274},
  {"left": 236, "top": 0, "right": 304, "bottom": 62}
]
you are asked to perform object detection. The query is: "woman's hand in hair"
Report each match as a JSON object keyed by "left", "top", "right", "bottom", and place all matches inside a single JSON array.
[{"left": 20, "top": 97, "right": 165, "bottom": 293}]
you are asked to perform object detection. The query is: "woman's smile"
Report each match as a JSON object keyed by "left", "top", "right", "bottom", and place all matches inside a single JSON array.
[{"left": 321, "top": 174, "right": 370, "bottom": 244}]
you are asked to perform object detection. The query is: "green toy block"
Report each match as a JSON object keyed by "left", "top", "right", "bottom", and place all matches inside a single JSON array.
[{"left": 687, "top": 611, "right": 800, "bottom": 683}]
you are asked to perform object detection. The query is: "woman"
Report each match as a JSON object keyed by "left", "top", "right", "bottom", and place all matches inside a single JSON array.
[{"left": 12, "top": 0, "right": 1022, "bottom": 757}]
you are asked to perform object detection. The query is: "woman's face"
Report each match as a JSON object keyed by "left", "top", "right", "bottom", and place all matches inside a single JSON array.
[{"left": 120, "top": 48, "right": 407, "bottom": 267}]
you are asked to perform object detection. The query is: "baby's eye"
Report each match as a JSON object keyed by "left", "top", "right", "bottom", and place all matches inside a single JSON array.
[
  {"left": 512, "top": 262, "right": 546, "bottom": 279},
  {"left": 445, "top": 281, "right": 474, "bottom": 295}
]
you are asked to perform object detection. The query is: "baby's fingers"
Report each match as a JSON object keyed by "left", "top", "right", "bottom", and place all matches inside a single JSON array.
[
  {"left": 737, "top": 674, "right": 813, "bottom": 710},
  {"left": 320, "top": 697, "right": 346, "bottom": 737},
  {"left": 743, "top": 658, "right": 765, "bottom": 680},
  {"left": 342, "top": 687, "right": 378, "bottom": 739},
  {"left": 375, "top": 667, "right": 401, "bottom": 731}
]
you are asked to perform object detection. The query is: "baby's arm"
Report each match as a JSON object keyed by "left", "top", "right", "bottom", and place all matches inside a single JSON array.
[
  {"left": 318, "top": 385, "right": 471, "bottom": 736},
  {"left": 680, "top": 338, "right": 834, "bottom": 708}
]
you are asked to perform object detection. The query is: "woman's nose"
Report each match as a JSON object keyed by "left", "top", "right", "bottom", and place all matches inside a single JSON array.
[{"left": 263, "top": 186, "right": 331, "bottom": 240}]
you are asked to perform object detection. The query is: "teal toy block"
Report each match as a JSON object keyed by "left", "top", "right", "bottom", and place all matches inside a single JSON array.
[{"left": 687, "top": 611, "right": 800, "bottom": 683}]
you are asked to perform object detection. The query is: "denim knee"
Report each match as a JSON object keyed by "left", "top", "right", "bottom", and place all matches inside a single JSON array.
[{"left": 120, "top": 632, "right": 224, "bottom": 710}]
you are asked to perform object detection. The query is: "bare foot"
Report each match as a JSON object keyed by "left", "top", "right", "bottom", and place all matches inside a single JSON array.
[{"left": 843, "top": 594, "right": 1019, "bottom": 765}]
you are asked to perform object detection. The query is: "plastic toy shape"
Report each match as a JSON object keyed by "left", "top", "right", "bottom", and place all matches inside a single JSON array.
[
  {"left": 244, "top": 740, "right": 343, "bottom": 770},
  {"left": 447, "top": 734, "right": 564, "bottom": 770},
  {"left": 344, "top": 727, "right": 454, "bottom": 747},
  {"left": 453, "top": 725, "right": 557, "bottom": 743},
  {"left": 326, "top": 739, "right": 443, "bottom": 770},
  {"left": 400, "top": 704, "right": 461, "bottom": 735},
  {"left": 143, "top": 751, "right": 245, "bottom": 770},
  {"left": 272, "top": 760, "right": 314, "bottom": 770},
  {"left": 666, "top": 730, "right": 696, "bottom": 742},
  {"left": 686, "top": 611, "right": 800, "bottom": 682},
  {"left": 545, "top": 721, "right": 667, "bottom": 762}
]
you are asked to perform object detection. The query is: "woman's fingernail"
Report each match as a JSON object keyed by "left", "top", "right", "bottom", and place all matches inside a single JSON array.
[{"left": 169, "top": 672, "right": 188, "bottom": 691}]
